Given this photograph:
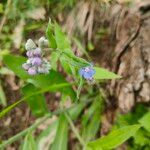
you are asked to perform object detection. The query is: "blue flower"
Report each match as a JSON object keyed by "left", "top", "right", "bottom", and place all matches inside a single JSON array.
[{"left": 79, "top": 65, "right": 95, "bottom": 80}]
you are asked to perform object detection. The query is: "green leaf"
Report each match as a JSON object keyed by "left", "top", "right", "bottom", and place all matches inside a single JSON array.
[
  {"left": 51, "top": 114, "right": 68, "bottom": 150},
  {"left": 139, "top": 111, "right": 150, "bottom": 132},
  {"left": 3, "top": 54, "right": 76, "bottom": 100},
  {"left": 54, "top": 23, "right": 71, "bottom": 52},
  {"left": 133, "top": 129, "right": 150, "bottom": 146},
  {"left": 88, "top": 125, "right": 141, "bottom": 150},
  {"left": 22, "top": 84, "right": 48, "bottom": 117},
  {"left": 60, "top": 55, "right": 73, "bottom": 74},
  {"left": 3, "top": 54, "right": 29, "bottom": 79},
  {"left": 69, "top": 101, "right": 85, "bottom": 121},
  {"left": 36, "top": 121, "right": 58, "bottom": 150},
  {"left": 94, "top": 67, "right": 121, "bottom": 80},
  {"left": 46, "top": 19, "right": 57, "bottom": 49},
  {"left": 0, "top": 80, "right": 7, "bottom": 106},
  {"left": 0, "top": 83, "right": 72, "bottom": 118},
  {"left": 22, "top": 133, "right": 37, "bottom": 150},
  {"left": 82, "top": 96, "right": 103, "bottom": 142},
  {"left": 50, "top": 51, "right": 60, "bottom": 70},
  {"left": 37, "top": 100, "right": 86, "bottom": 149}
]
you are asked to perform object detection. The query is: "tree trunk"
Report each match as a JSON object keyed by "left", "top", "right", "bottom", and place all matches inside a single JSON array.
[{"left": 111, "top": 1, "right": 150, "bottom": 113}]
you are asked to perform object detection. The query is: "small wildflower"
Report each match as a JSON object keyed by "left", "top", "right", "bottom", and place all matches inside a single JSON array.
[
  {"left": 79, "top": 65, "right": 95, "bottom": 80},
  {"left": 28, "top": 67, "right": 37, "bottom": 75},
  {"left": 30, "top": 57, "right": 42, "bottom": 66},
  {"left": 23, "top": 38, "right": 50, "bottom": 75},
  {"left": 33, "top": 48, "right": 42, "bottom": 56}
]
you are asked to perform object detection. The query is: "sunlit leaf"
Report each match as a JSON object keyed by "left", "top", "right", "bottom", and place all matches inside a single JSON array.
[
  {"left": 46, "top": 19, "right": 57, "bottom": 49},
  {"left": 51, "top": 114, "right": 68, "bottom": 150},
  {"left": 3, "top": 54, "right": 76, "bottom": 100},
  {"left": 82, "top": 96, "right": 103, "bottom": 142},
  {"left": 94, "top": 67, "right": 121, "bottom": 80},
  {"left": 88, "top": 125, "right": 141, "bottom": 150},
  {"left": 22, "top": 133, "right": 37, "bottom": 150},
  {"left": 0, "top": 83, "right": 72, "bottom": 118},
  {"left": 139, "top": 111, "right": 150, "bottom": 132},
  {"left": 54, "top": 23, "right": 71, "bottom": 52}
]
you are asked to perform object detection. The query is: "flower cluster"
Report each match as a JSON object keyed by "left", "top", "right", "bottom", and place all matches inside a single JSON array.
[
  {"left": 22, "top": 38, "right": 51, "bottom": 75},
  {"left": 79, "top": 65, "right": 95, "bottom": 80}
]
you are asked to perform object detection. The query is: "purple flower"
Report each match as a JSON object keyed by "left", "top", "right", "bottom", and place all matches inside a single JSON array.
[
  {"left": 26, "top": 51, "right": 33, "bottom": 57},
  {"left": 26, "top": 48, "right": 41, "bottom": 57},
  {"left": 30, "top": 57, "right": 42, "bottom": 66},
  {"left": 23, "top": 38, "right": 51, "bottom": 75},
  {"left": 33, "top": 48, "right": 41, "bottom": 56},
  {"left": 28, "top": 67, "right": 37, "bottom": 75},
  {"left": 79, "top": 66, "right": 95, "bottom": 80}
]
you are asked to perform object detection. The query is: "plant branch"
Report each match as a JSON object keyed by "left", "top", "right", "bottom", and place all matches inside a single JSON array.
[{"left": 0, "top": 99, "right": 93, "bottom": 149}]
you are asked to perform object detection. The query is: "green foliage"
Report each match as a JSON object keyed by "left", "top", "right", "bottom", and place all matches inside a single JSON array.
[
  {"left": 3, "top": 54, "right": 76, "bottom": 100},
  {"left": 0, "top": 14, "right": 132, "bottom": 150},
  {"left": 81, "top": 95, "right": 103, "bottom": 142},
  {"left": 139, "top": 111, "right": 150, "bottom": 132},
  {"left": 51, "top": 114, "right": 68, "bottom": 150},
  {"left": 3, "top": 54, "right": 29, "bottom": 79},
  {"left": 46, "top": 20, "right": 57, "bottom": 49},
  {"left": 88, "top": 125, "right": 141, "bottom": 150},
  {"left": 94, "top": 67, "right": 121, "bottom": 79},
  {"left": 36, "top": 121, "right": 58, "bottom": 150},
  {"left": 21, "top": 133, "right": 37, "bottom": 150},
  {"left": 114, "top": 105, "right": 150, "bottom": 150},
  {"left": 22, "top": 84, "right": 48, "bottom": 117},
  {"left": 0, "top": 83, "right": 72, "bottom": 118}
]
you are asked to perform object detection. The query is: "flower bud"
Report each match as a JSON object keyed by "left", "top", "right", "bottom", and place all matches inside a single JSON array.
[
  {"left": 28, "top": 67, "right": 37, "bottom": 75},
  {"left": 38, "top": 37, "right": 49, "bottom": 48},
  {"left": 25, "top": 39, "right": 37, "bottom": 51},
  {"left": 26, "top": 50, "right": 34, "bottom": 57},
  {"left": 31, "top": 57, "right": 42, "bottom": 66},
  {"left": 33, "top": 47, "right": 42, "bottom": 56}
]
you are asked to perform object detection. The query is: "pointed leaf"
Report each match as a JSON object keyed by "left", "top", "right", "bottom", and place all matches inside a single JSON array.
[
  {"left": 46, "top": 20, "right": 57, "bottom": 48},
  {"left": 88, "top": 125, "right": 141, "bottom": 150},
  {"left": 54, "top": 23, "right": 71, "bottom": 52},
  {"left": 22, "top": 133, "right": 37, "bottom": 150},
  {"left": 139, "top": 111, "right": 150, "bottom": 132},
  {"left": 51, "top": 114, "right": 68, "bottom": 150},
  {"left": 22, "top": 84, "right": 48, "bottom": 117},
  {"left": 3, "top": 54, "right": 76, "bottom": 100},
  {"left": 94, "top": 67, "right": 121, "bottom": 80}
]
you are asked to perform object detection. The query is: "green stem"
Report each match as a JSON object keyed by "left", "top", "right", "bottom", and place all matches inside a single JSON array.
[
  {"left": 0, "top": 114, "right": 51, "bottom": 149},
  {"left": 0, "top": 99, "right": 93, "bottom": 149},
  {"left": 64, "top": 111, "right": 86, "bottom": 148},
  {"left": 0, "top": 83, "right": 71, "bottom": 118}
]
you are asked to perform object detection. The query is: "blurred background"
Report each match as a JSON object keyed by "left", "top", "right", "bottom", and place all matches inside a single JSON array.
[{"left": 0, "top": 0, "right": 150, "bottom": 149}]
